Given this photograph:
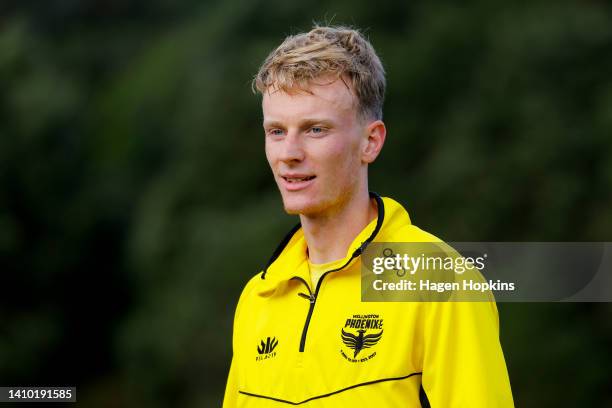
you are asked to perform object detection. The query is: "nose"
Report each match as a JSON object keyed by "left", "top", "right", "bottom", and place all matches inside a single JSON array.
[{"left": 279, "top": 129, "right": 305, "bottom": 163}]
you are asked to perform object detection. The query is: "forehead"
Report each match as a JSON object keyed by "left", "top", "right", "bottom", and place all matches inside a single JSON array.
[{"left": 262, "top": 77, "right": 358, "bottom": 121}]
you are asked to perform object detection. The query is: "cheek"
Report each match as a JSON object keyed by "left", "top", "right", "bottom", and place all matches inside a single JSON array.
[
  {"left": 320, "top": 137, "right": 361, "bottom": 175},
  {"left": 264, "top": 141, "right": 276, "bottom": 168}
]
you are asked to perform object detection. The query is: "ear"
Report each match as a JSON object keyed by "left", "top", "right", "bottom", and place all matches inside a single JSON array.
[{"left": 361, "top": 120, "right": 386, "bottom": 164}]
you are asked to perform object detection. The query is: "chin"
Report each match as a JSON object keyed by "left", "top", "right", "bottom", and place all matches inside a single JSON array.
[
  {"left": 282, "top": 201, "right": 313, "bottom": 215},
  {"left": 281, "top": 195, "right": 322, "bottom": 216}
]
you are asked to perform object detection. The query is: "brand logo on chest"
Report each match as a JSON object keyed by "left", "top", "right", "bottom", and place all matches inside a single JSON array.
[{"left": 256, "top": 336, "right": 278, "bottom": 361}]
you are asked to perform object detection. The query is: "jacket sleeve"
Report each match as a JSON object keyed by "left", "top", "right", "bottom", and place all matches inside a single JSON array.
[
  {"left": 222, "top": 357, "right": 238, "bottom": 407},
  {"left": 222, "top": 273, "right": 259, "bottom": 408},
  {"left": 421, "top": 299, "right": 515, "bottom": 407}
]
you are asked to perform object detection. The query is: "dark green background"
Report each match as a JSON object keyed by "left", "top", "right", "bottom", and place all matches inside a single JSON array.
[{"left": 1, "top": 1, "right": 611, "bottom": 406}]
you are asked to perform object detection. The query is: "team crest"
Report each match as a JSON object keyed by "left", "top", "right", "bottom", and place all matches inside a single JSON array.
[{"left": 340, "top": 314, "right": 383, "bottom": 363}]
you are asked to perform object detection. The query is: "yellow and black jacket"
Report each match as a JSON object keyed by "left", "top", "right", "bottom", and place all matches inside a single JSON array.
[{"left": 223, "top": 194, "right": 514, "bottom": 407}]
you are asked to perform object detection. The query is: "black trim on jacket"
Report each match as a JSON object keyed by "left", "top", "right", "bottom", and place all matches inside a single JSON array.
[
  {"left": 239, "top": 371, "right": 422, "bottom": 405},
  {"left": 420, "top": 383, "right": 431, "bottom": 407},
  {"left": 261, "top": 222, "right": 302, "bottom": 279},
  {"left": 261, "top": 191, "right": 385, "bottom": 280}
]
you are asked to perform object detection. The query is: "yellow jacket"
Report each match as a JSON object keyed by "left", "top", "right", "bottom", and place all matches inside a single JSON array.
[{"left": 223, "top": 194, "right": 514, "bottom": 407}]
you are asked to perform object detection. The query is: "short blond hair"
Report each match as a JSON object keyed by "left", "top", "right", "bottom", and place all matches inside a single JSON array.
[{"left": 253, "top": 25, "right": 386, "bottom": 120}]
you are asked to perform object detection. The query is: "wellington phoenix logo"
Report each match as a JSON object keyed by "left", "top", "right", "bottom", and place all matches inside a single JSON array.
[
  {"left": 256, "top": 336, "right": 278, "bottom": 361},
  {"left": 340, "top": 314, "right": 383, "bottom": 363}
]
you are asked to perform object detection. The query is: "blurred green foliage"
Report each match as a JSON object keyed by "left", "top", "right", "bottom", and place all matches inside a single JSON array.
[{"left": 1, "top": 0, "right": 611, "bottom": 406}]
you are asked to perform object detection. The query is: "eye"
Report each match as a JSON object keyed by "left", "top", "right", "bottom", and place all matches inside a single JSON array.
[
  {"left": 308, "top": 126, "right": 327, "bottom": 136},
  {"left": 266, "top": 128, "right": 285, "bottom": 137}
]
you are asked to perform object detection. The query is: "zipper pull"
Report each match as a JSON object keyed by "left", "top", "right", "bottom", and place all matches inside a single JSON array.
[{"left": 298, "top": 293, "right": 316, "bottom": 303}]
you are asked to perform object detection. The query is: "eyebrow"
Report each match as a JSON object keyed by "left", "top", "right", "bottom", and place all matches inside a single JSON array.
[{"left": 263, "top": 118, "right": 335, "bottom": 129}]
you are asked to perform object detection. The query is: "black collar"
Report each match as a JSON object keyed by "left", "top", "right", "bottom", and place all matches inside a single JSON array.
[{"left": 261, "top": 192, "right": 385, "bottom": 279}]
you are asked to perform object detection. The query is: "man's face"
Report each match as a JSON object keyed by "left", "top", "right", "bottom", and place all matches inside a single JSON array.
[{"left": 263, "top": 77, "right": 368, "bottom": 217}]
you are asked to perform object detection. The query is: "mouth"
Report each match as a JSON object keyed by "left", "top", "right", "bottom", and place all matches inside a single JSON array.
[
  {"left": 279, "top": 174, "right": 316, "bottom": 191},
  {"left": 282, "top": 175, "right": 316, "bottom": 183}
]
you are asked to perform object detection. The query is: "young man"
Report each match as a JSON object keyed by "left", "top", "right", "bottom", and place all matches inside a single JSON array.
[{"left": 223, "top": 26, "right": 514, "bottom": 407}]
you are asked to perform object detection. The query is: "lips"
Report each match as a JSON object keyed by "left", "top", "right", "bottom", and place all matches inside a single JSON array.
[
  {"left": 279, "top": 174, "right": 316, "bottom": 191},
  {"left": 282, "top": 175, "right": 316, "bottom": 183}
]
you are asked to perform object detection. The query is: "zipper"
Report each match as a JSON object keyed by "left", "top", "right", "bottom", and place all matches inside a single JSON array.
[
  {"left": 298, "top": 292, "right": 315, "bottom": 302},
  {"left": 293, "top": 277, "right": 315, "bottom": 352},
  {"left": 292, "top": 245, "right": 366, "bottom": 353},
  {"left": 280, "top": 192, "right": 386, "bottom": 353}
]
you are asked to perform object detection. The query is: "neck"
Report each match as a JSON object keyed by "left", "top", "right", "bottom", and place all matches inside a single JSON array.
[{"left": 300, "top": 187, "right": 377, "bottom": 264}]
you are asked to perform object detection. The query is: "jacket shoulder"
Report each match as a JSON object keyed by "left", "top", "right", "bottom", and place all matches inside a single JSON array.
[
  {"left": 233, "top": 271, "right": 263, "bottom": 321},
  {"left": 392, "top": 223, "right": 444, "bottom": 243}
]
